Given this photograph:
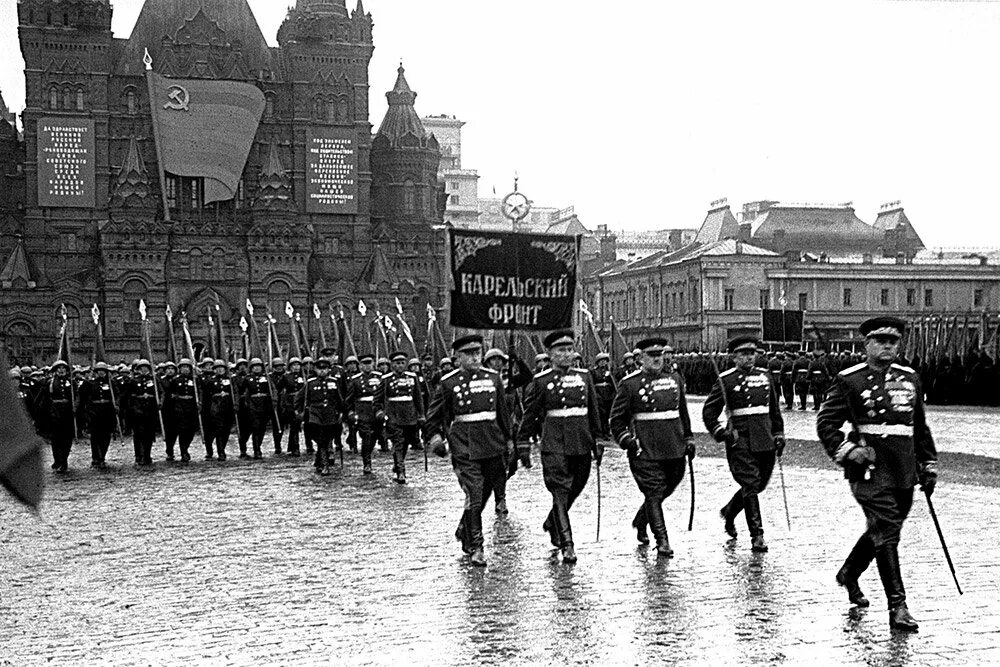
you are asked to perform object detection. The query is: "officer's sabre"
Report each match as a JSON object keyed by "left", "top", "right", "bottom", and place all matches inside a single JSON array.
[
  {"left": 595, "top": 460, "right": 602, "bottom": 542},
  {"left": 924, "top": 490, "right": 963, "bottom": 595},
  {"left": 777, "top": 457, "right": 792, "bottom": 530},
  {"left": 687, "top": 457, "right": 696, "bottom": 531}
]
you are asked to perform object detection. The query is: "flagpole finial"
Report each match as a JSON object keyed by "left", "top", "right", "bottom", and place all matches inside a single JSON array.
[{"left": 143, "top": 48, "right": 153, "bottom": 71}]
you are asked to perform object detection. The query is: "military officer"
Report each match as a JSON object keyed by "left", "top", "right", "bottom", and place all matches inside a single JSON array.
[
  {"left": 79, "top": 361, "right": 119, "bottom": 468},
  {"left": 343, "top": 355, "right": 361, "bottom": 452},
  {"left": 518, "top": 330, "right": 603, "bottom": 564},
  {"left": 534, "top": 353, "right": 550, "bottom": 374},
  {"left": 243, "top": 358, "right": 275, "bottom": 459},
  {"left": 375, "top": 351, "right": 425, "bottom": 484},
  {"left": 163, "top": 358, "right": 200, "bottom": 463},
  {"left": 39, "top": 359, "right": 77, "bottom": 472},
  {"left": 426, "top": 335, "right": 513, "bottom": 566},
  {"left": 703, "top": 336, "right": 785, "bottom": 553},
  {"left": 817, "top": 316, "right": 937, "bottom": 632},
  {"left": 610, "top": 338, "right": 695, "bottom": 557},
  {"left": 125, "top": 359, "right": 160, "bottom": 466},
  {"left": 346, "top": 354, "right": 384, "bottom": 474},
  {"left": 592, "top": 352, "right": 616, "bottom": 440},
  {"left": 279, "top": 357, "right": 306, "bottom": 456},
  {"left": 809, "top": 349, "right": 832, "bottom": 410},
  {"left": 300, "top": 356, "right": 317, "bottom": 454},
  {"left": 780, "top": 347, "right": 796, "bottom": 410},
  {"left": 483, "top": 347, "right": 514, "bottom": 514},
  {"left": 295, "top": 357, "right": 346, "bottom": 476},
  {"left": 616, "top": 351, "right": 637, "bottom": 382},
  {"left": 793, "top": 350, "right": 811, "bottom": 410},
  {"left": 269, "top": 357, "right": 287, "bottom": 452},
  {"left": 201, "top": 359, "right": 235, "bottom": 461},
  {"left": 159, "top": 361, "right": 178, "bottom": 458}
]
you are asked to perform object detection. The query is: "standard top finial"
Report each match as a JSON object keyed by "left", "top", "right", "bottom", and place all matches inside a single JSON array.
[{"left": 143, "top": 48, "right": 152, "bottom": 71}]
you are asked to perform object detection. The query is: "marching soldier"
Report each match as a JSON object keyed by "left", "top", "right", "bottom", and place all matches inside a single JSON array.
[
  {"left": 321, "top": 347, "right": 348, "bottom": 456},
  {"left": 243, "top": 358, "right": 275, "bottom": 459},
  {"left": 780, "top": 348, "right": 796, "bottom": 410},
  {"left": 295, "top": 357, "right": 346, "bottom": 476},
  {"left": 375, "top": 351, "right": 425, "bottom": 484},
  {"left": 518, "top": 330, "right": 603, "bottom": 564},
  {"left": 793, "top": 350, "right": 811, "bottom": 410},
  {"left": 125, "top": 359, "right": 160, "bottom": 467},
  {"left": 39, "top": 360, "right": 77, "bottom": 472},
  {"left": 817, "top": 316, "right": 937, "bottom": 632},
  {"left": 346, "top": 354, "right": 384, "bottom": 474},
  {"left": 343, "top": 355, "right": 361, "bottom": 452},
  {"left": 610, "top": 338, "right": 695, "bottom": 557},
  {"left": 809, "top": 349, "right": 831, "bottom": 410},
  {"left": 233, "top": 358, "right": 252, "bottom": 457},
  {"left": 591, "top": 352, "right": 615, "bottom": 440},
  {"left": 279, "top": 357, "right": 306, "bottom": 456},
  {"left": 616, "top": 352, "right": 637, "bottom": 381},
  {"left": 534, "top": 353, "right": 550, "bottom": 374},
  {"left": 163, "top": 358, "right": 199, "bottom": 463},
  {"left": 269, "top": 358, "right": 286, "bottom": 453},
  {"left": 483, "top": 347, "right": 513, "bottom": 514},
  {"left": 79, "top": 361, "right": 119, "bottom": 468},
  {"left": 426, "top": 335, "right": 513, "bottom": 566},
  {"left": 301, "top": 356, "right": 317, "bottom": 455},
  {"left": 160, "top": 361, "right": 178, "bottom": 458},
  {"left": 703, "top": 336, "right": 785, "bottom": 553},
  {"left": 201, "top": 359, "right": 235, "bottom": 461}
]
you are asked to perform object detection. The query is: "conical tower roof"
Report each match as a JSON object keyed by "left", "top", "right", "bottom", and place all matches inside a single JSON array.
[{"left": 376, "top": 65, "right": 428, "bottom": 147}]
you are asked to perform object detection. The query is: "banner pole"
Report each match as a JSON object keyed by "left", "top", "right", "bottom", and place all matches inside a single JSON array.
[{"left": 143, "top": 49, "right": 172, "bottom": 223}]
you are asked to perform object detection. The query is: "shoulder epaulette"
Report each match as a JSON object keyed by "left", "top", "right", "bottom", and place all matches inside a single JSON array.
[
  {"left": 839, "top": 362, "right": 868, "bottom": 377},
  {"left": 534, "top": 368, "right": 554, "bottom": 379},
  {"left": 719, "top": 368, "right": 738, "bottom": 378},
  {"left": 404, "top": 371, "right": 417, "bottom": 378},
  {"left": 381, "top": 373, "right": 393, "bottom": 379},
  {"left": 891, "top": 363, "right": 916, "bottom": 374},
  {"left": 440, "top": 368, "right": 460, "bottom": 382},
  {"left": 350, "top": 372, "right": 362, "bottom": 380},
  {"left": 622, "top": 370, "right": 642, "bottom": 381},
  {"left": 576, "top": 368, "right": 589, "bottom": 373},
  {"left": 481, "top": 367, "right": 498, "bottom": 375}
]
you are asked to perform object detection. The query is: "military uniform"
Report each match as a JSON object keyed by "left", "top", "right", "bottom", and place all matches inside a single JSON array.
[
  {"left": 39, "top": 364, "right": 77, "bottom": 472},
  {"left": 163, "top": 368, "right": 199, "bottom": 462},
  {"left": 518, "top": 331, "right": 602, "bottom": 563},
  {"left": 591, "top": 357, "right": 615, "bottom": 440},
  {"left": 295, "top": 363, "right": 346, "bottom": 475},
  {"left": 346, "top": 359, "right": 384, "bottom": 473},
  {"left": 809, "top": 352, "right": 831, "bottom": 410},
  {"left": 124, "top": 369, "right": 160, "bottom": 466},
  {"left": 425, "top": 335, "right": 513, "bottom": 565},
  {"left": 233, "top": 362, "right": 251, "bottom": 456},
  {"left": 610, "top": 340, "right": 693, "bottom": 556},
  {"left": 201, "top": 370, "right": 235, "bottom": 460},
  {"left": 243, "top": 366, "right": 275, "bottom": 458},
  {"left": 268, "top": 361, "right": 287, "bottom": 451},
  {"left": 278, "top": 365, "right": 306, "bottom": 455},
  {"left": 703, "top": 337, "right": 785, "bottom": 551},
  {"left": 79, "top": 369, "right": 119, "bottom": 467},
  {"left": 816, "top": 316, "right": 937, "bottom": 631},
  {"left": 792, "top": 352, "right": 810, "bottom": 410},
  {"left": 779, "top": 353, "right": 795, "bottom": 410},
  {"left": 375, "top": 358, "right": 425, "bottom": 483}
]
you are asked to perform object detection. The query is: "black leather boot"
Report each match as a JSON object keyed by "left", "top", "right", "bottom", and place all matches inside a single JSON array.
[
  {"left": 632, "top": 505, "right": 650, "bottom": 545},
  {"left": 720, "top": 491, "right": 740, "bottom": 539},
  {"left": 455, "top": 511, "right": 472, "bottom": 554},
  {"left": 468, "top": 509, "right": 486, "bottom": 567},
  {"left": 836, "top": 534, "right": 874, "bottom": 607},
  {"left": 542, "top": 512, "right": 560, "bottom": 548},
  {"left": 553, "top": 501, "right": 576, "bottom": 563},
  {"left": 876, "top": 545, "right": 918, "bottom": 631},
  {"left": 745, "top": 494, "right": 768, "bottom": 552},
  {"left": 645, "top": 498, "right": 673, "bottom": 558}
]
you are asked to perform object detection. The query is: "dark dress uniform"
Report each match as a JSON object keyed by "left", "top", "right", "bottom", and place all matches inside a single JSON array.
[
  {"left": 817, "top": 350, "right": 936, "bottom": 630},
  {"left": 278, "top": 370, "right": 306, "bottom": 455},
  {"left": 779, "top": 355, "right": 795, "bottom": 410},
  {"left": 79, "top": 373, "right": 119, "bottom": 467},
  {"left": 164, "top": 372, "right": 199, "bottom": 462},
  {"left": 809, "top": 353, "right": 831, "bottom": 410},
  {"left": 233, "top": 370, "right": 252, "bottom": 457},
  {"left": 703, "top": 346, "right": 785, "bottom": 550},
  {"left": 425, "top": 361, "right": 512, "bottom": 564},
  {"left": 39, "top": 369, "right": 77, "bottom": 471},
  {"left": 125, "top": 374, "right": 160, "bottom": 465},
  {"left": 295, "top": 369, "right": 346, "bottom": 474},
  {"left": 591, "top": 362, "right": 615, "bottom": 440},
  {"left": 518, "top": 358, "right": 602, "bottom": 562},
  {"left": 793, "top": 353, "right": 810, "bottom": 410},
  {"left": 268, "top": 365, "right": 286, "bottom": 451},
  {"left": 375, "top": 368, "right": 425, "bottom": 482},
  {"left": 610, "top": 364, "right": 693, "bottom": 556},
  {"left": 242, "top": 371, "right": 274, "bottom": 458},
  {"left": 346, "top": 366, "right": 384, "bottom": 472},
  {"left": 201, "top": 373, "right": 235, "bottom": 460}
]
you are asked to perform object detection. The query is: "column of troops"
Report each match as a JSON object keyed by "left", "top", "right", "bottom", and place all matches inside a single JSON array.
[{"left": 8, "top": 315, "right": 938, "bottom": 632}]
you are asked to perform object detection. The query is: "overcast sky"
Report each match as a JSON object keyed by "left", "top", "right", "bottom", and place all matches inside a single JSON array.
[{"left": 2, "top": 0, "right": 1000, "bottom": 248}]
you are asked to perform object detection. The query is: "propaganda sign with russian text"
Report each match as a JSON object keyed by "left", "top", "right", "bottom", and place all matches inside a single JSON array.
[{"left": 449, "top": 229, "right": 579, "bottom": 331}]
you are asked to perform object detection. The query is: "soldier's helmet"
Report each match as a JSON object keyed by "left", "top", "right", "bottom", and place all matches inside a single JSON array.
[
  {"left": 345, "top": 355, "right": 359, "bottom": 365},
  {"left": 595, "top": 352, "right": 611, "bottom": 362},
  {"left": 164, "top": 361, "right": 177, "bottom": 369},
  {"left": 301, "top": 356, "right": 315, "bottom": 365},
  {"left": 200, "top": 357, "right": 214, "bottom": 367},
  {"left": 135, "top": 359, "right": 152, "bottom": 369},
  {"left": 407, "top": 358, "right": 420, "bottom": 368},
  {"left": 235, "top": 358, "right": 249, "bottom": 367},
  {"left": 288, "top": 357, "right": 302, "bottom": 366},
  {"left": 94, "top": 361, "right": 110, "bottom": 372},
  {"left": 484, "top": 348, "right": 508, "bottom": 363},
  {"left": 212, "top": 359, "right": 227, "bottom": 369},
  {"left": 377, "top": 357, "right": 390, "bottom": 367},
  {"left": 178, "top": 358, "right": 194, "bottom": 368},
  {"left": 249, "top": 357, "right": 265, "bottom": 368},
  {"left": 271, "top": 357, "right": 285, "bottom": 367},
  {"left": 9, "top": 367, "right": 20, "bottom": 378},
  {"left": 20, "top": 366, "right": 32, "bottom": 375}
]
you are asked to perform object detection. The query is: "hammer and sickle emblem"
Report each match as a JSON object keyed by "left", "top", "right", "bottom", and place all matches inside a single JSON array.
[{"left": 164, "top": 85, "right": 190, "bottom": 112}]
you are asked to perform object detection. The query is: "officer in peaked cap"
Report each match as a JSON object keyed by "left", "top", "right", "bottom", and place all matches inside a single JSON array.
[
  {"left": 425, "top": 334, "right": 513, "bottom": 566},
  {"left": 817, "top": 316, "right": 936, "bottom": 631},
  {"left": 809, "top": 348, "right": 832, "bottom": 410},
  {"left": 591, "top": 351, "right": 615, "bottom": 440},
  {"left": 703, "top": 335, "right": 785, "bottom": 553},
  {"left": 611, "top": 338, "right": 694, "bottom": 557},
  {"left": 376, "top": 350, "right": 425, "bottom": 484},
  {"left": 345, "top": 353, "right": 383, "bottom": 474},
  {"left": 518, "top": 330, "right": 602, "bottom": 563},
  {"left": 279, "top": 357, "right": 306, "bottom": 456},
  {"left": 296, "top": 356, "right": 346, "bottom": 475}
]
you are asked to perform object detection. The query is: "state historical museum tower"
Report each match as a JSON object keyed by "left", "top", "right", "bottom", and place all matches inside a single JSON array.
[{"left": 1, "top": 0, "right": 447, "bottom": 364}]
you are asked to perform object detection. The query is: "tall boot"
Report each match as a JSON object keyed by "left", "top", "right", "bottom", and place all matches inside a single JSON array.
[
  {"left": 318, "top": 444, "right": 331, "bottom": 476},
  {"left": 273, "top": 431, "right": 283, "bottom": 455},
  {"left": 876, "top": 545, "right": 918, "bottom": 631},
  {"left": 468, "top": 508, "right": 486, "bottom": 566},
  {"left": 542, "top": 510, "right": 560, "bottom": 548},
  {"left": 645, "top": 497, "right": 673, "bottom": 558},
  {"left": 632, "top": 505, "right": 650, "bottom": 545},
  {"left": 744, "top": 494, "right": 768, "bottom": 552},
  {"left": 455, "top": 511, "right": 472, "bottom": 554},
  {"left": 836, "top": 534, "right": 874, "bottom": 607},
  {"left": 205, "top": 435, "right": 215, "bottom": 460},
  {"left": 553, "top": 500, "right": 576, "bottom": 563},
  {"left": 720, "top": 490, "right": 741, "bottom": 539}
]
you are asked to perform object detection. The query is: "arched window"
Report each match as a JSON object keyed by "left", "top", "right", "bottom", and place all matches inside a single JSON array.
[
  {"left": 403, "top": 180, "right": 415, "bottom": 214},
  {"left": 126, "top": 90, "right": 136, "bottom": 115},
  {"left": 264, "top": 94, "right": 274, "bottom": 118},
  {"left": 312, "top": 97, "right": 325, "bottom": 121},
  {"left": 76, "top": 88, "right": 84, "bottom": 111},
  {"left": 267, "top": 280, "right": 291, "bottom": 318},
  {"left": 49, "top": 87, "right": 58, "bottom": 109},
  {"left": 54, "top": 305, "right": 81, "bottom": 342},
  {"left": 63, "top": 87, "right": 73, "bottom": 110},
  {"left": 189, "top": 249, "right": 203, "bottom": 280},
  {"left": 122, "top": 281, "right": 147, "bottom": 323},
  {"left": 4, "top": 322, "right": 34, "bottom": 366}
]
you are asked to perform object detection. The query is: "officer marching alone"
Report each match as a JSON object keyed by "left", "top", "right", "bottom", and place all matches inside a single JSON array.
[
  {"left": 817, "top": 316, "right": 938, "bottom": 632},
  {"left": 703, "top": 336, "right": 786, "bottom": 552}
]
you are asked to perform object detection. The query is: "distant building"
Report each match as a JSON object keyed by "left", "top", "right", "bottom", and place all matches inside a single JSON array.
[{"left": 421, "top": 115, "right": 480, "bottom": 227}]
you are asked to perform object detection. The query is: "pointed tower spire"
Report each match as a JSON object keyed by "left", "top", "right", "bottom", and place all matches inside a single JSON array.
[
  {"left": 110, "top": 137, "right": 152, "bottom": 208},
  {"left": 253, "top": 138, "right": 294, "bottom": 211},
  {"left": 354, "top": 0, "right": 366, "bottom": 17},
  {"left": 376, "top": 65, "right": 428, "bottom": 147},
  {"left": 0, "top": 237, "right": 36, "bottom": 289}
]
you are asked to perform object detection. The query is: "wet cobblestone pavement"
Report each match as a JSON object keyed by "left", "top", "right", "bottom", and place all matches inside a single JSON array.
[{"left": 2, "top": 436, "right": 998, "bottom": 666}]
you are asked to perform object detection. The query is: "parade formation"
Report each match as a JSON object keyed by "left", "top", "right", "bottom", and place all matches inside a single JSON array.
[{"left": 9, "top": 306, "right": 948, "bottom": 633}]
